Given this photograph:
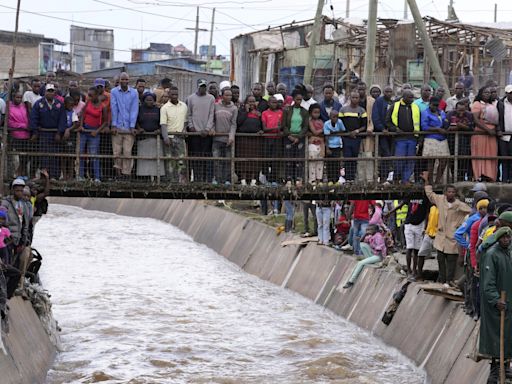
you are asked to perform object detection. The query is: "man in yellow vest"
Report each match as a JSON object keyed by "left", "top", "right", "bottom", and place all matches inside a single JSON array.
[{"left": 385, "top": 90, "right": 420, "bottom": 184}]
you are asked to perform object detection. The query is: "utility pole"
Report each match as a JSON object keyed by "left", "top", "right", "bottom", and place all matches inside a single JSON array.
[
  {"left": 407, "top": 0, "right": 450, "bottom": 96},
  {"left": 363, "top": 0, "right": 378, "bottom": 85},
  {"left": 304, "top": 0, "right": 324, "bottom": 84},
  {"left": 346, "top": 0, "right": 350, "bottom": 18},
  {"left": 494, "top": 4, "right": 497, "bottom": 22},
  {"left": 1, "top": 0, "right": 21, "bottom": 195},
  {"left": 206, "top": 8, "right": 216, "bottom": 72},
  {"left": 185, "top": 6, "right": 207, "bottom": 58},
  {"left": 404, "top": 0, "right": 408, "bottom": 19}
]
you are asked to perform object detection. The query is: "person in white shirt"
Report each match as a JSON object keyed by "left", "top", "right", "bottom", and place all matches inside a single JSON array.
[
  {"left": 300, "top": 84, "right": 317, "bottom": 110},
  {"left": 446, "top": 82, "right": 468, "bottom": 112},
  {"left": 497, "top": 84, "right": 512, "bottom": 182},
  {"left": 160, "top": 86, "right": 188, "bottom": 183},
  {"left": 22, "top": 78, "right": 42, "bottom": 111}
]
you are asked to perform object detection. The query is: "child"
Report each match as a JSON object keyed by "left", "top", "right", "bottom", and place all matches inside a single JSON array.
[
  {"left": 334, "top": 204, "right": 350, "bottom": 247},
  {"left": 58, "top": 96, "right": 80, "bottom": 180},
  {"left": 343, "top": 224, "right": 387, "bottom": 288},
  {"left": 308, "top": 104, "right": 324, "bottom": 184},
  {"left": 323, "top": 109, "right": 345, "bottom": 183},
  {"left": 0, "top": 209, "right": 12, "bottom": 264}
]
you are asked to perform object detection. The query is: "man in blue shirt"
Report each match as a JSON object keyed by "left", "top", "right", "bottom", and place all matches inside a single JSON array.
[
  {"left": 414, "top": 84, "right": 432, "bottom": 112},
  {"left": 30, "top": 83, "right": 64, "bottom": 179},
  {"left": 110, "top": 72, "right": 139, "bottom": 178}
]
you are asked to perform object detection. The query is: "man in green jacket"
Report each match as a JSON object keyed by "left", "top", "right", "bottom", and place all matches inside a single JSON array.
[{"left": 479, "top": 226, "right": 512, "bottom": 383}]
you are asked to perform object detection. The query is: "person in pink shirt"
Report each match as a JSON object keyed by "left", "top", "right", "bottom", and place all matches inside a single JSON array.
[
  {"left": 261, "top": 96, "right": 283, "bottom": 183},
  {"left": 8, "top": 91, "right": 30, "bottom": 177},
  {"left": 343, "top": 224, "right": 387, "bottom": 288},
  {"left": 369, "top": 200, "right": 384, "bottom": 226},
  {"left": 0, "top": 209, "right": 12, "bottom": 263}
]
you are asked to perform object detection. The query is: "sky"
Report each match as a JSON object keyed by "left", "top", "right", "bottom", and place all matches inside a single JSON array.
[{"left": 1, "top": 0, "right": 512, "bottom": 63}]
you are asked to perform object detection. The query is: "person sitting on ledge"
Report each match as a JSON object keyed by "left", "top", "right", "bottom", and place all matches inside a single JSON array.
[{"left": 343, "top": 224, "right": 387, "bottom": 289}]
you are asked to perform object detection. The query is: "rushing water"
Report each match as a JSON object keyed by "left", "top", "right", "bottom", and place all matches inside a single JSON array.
[{"left": 34, "top": 204, "right": 425, "bottom": 384}]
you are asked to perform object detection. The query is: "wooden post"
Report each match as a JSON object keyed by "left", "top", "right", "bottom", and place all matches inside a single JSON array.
[
  {"left": 500, "top": 290, "right": 506, "bottom": 384},
  {"left": 363, "top": 0, "right": 378, "bottom": 85},
  {"left": 206, "top": 8, "right": 216, "bottom": 72},
  {"left": 473, "top": 38, "right": 480, "bottom": 92},
  {"left": 407, "top": 0, "right": 450, "bottom": 96},
  {"left": 303, "top": 0, "right": 324, "bottom": 85},
  {"left": 0, "top": 0, "right": 21, "bottom": 196}
]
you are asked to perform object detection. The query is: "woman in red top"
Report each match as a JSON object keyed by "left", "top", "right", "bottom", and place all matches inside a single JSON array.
[
  {"left": 79, "top": 86, "right": 108, "bottom": 182},
  {"left": 308, "top": 103, "right": 324, "bottom": 184}
]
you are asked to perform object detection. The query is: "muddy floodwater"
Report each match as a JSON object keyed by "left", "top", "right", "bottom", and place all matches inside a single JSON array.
[{"left": 34, "top": 204, "right": 426, "bottom": 384}]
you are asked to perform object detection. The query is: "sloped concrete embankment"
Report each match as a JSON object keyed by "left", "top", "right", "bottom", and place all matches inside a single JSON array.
[
  {"left": 54, "top": 198, "right": 490, "bottom": 384},
  {"left": 0, "top": 297, "right": 57, "bottom": 384}
]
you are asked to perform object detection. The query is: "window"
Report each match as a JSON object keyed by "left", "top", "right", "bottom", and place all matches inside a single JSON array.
[{"left": 100, "top": 51, "right": 110, "bottom": 60}]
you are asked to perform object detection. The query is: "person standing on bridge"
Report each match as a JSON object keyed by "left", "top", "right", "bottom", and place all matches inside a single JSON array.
[
  {"left": 339, "top": 91, "right": 367, "bottom": 182},
  {"left": 160, "top": 87, "right": 188, "bottom": 183},
  {"left": 212, "top": 88, "right": 237, "bottom": 184},
  {"left": 30, "top": 83, "right": 64, "bottom": 180},
  {"left": 186, "top": 79, "right": 215, "bottom": 182},
  {"left": 385, "top": 90, "right": 420, "bottom": 184},
  {"left": 372, "top": 85, "right": 394, "bottom": 183},
  {"left": 110, "top": 72, "right": 139, "bottom": 179}
]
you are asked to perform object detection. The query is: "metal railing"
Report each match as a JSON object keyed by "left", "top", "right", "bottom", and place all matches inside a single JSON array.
[{"left": 1, "top": 128, "right": 510, "bottom": 189}]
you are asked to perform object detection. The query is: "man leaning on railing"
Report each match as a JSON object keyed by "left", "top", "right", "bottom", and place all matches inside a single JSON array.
[{"left": 29, "top": 84, "right": 64, "bottom": 180}]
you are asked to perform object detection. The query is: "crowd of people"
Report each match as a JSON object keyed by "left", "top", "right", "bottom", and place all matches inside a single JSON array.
[
  {"left": 3, "top": 70, "right": 512, "bottom": 186},
  {"left": 2, "top": 70, "right": 512, "bottom": 382},
  {"left": 1, "top": 172, "right": 49, "bottom": 332}
]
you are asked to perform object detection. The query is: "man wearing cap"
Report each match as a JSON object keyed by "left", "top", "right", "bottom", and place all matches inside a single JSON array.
[
  {"left": 479, "top": 226, "right": 512, "bottom": 382},
  {"left": 1, "top": 179, "right": 30, "bottom": 262},
  {"left": 497, "top": 85, "right": 512, "bottom": 183},
  {"left": 186, "top": 79, "right": 215, "bottom": 182},
  {"left": 110, "top": 72, "right": 139, "bottom": 178},
  {"left": 30, "top": 83, "right": 64, "bottom": 179}
]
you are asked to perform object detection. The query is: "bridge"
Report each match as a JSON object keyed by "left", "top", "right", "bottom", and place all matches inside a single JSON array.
[{"left": 2, "top": 130, "right": 511, "bottom": 201}]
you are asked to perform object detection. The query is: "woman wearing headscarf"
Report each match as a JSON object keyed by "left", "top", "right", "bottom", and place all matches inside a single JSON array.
[{"left": 136, "top": 92, "right": 164, "bottom": 178}]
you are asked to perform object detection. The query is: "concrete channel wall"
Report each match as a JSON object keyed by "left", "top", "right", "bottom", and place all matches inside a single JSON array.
[
  {"left": 55, "top": 197, "right": 490, "bottom": 384},
  {"left": 0, "top": 297, "right": 57, "bottom": 384}
]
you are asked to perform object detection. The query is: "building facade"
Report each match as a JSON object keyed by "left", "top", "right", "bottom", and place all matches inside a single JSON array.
[
  {"left": 0, "top": 30, "right": 64, "bottom": 78},
  {"left": 70, "top": 25, "right": 114, "bottom": 73}
]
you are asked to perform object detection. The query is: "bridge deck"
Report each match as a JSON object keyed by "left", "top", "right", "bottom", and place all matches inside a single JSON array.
[{"left": 43, "top": 180, "right": 512, "bottom": 201}]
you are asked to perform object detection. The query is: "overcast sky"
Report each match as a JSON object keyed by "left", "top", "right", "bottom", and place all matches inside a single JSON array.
[{"left": 1, "top": 0, "right": 511, "bottom": 62}]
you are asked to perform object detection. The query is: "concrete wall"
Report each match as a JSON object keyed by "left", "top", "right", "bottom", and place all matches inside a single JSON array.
[
  {"left": 54, "top": 198, "right": 490, "bottom": 384},
  {"left": 0, "top": 297, "right": 57, "bottom": 384}
]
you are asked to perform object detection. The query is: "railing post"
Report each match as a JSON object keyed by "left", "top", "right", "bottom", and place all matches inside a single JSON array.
[
  {"left": 304, "top": 135, "right": 309, "bottom": 184},
  {"left": 230, "top": 138, "right": 235, "bottom": 185},
  {"left": 0, "top": 125, "right": 7, "bottom": 194},
  {"left": 454, "top": 131, "right": 459, "bottom": 183},
  {"left": 156, "top": 132, "right": 161, "bottom": 185},
  {"left": 373, "top": 132, "right": 379, "bottom": 184},
  {"left": 74, "top": 131, "right": 80, "bottom": 180}
]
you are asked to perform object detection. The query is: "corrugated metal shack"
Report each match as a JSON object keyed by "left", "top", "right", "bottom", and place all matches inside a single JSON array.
[{"left": 231, "top": 16, "right": 512, "bottom": 98}]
